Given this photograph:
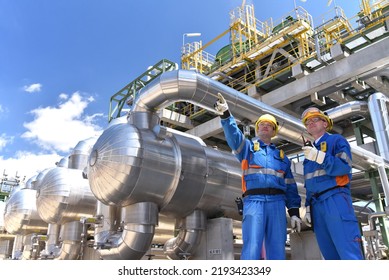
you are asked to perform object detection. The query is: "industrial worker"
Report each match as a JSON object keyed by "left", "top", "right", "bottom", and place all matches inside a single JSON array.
[
  {"left": 301, "top": 107, "right": 363, "bottom": 260},
  {"left": 214, "top": 93, "right": 302, "bottom": 260}
]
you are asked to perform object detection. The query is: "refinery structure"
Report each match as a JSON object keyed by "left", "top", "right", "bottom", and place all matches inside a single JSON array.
[{"left": 1, "top": 0, "right": 389, "bottom": 260}]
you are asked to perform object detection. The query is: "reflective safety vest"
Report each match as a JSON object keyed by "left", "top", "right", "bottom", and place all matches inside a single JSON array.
[
  {"left": 220, "top": 115, "right": 301, "bottom": 209},
  {"left": 240, "top": 139, "right": 288, "bottom": 193},
  {"left": 303, "top": 132, "right": 353, "bottom": 204}
]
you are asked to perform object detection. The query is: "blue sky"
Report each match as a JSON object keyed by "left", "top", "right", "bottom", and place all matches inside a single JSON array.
[{"left": 0, "top": 0, "right": 360, "bottom": 181}]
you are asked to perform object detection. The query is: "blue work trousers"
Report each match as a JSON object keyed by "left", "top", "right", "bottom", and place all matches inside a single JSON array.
[
  {"left": 241, "top": 194, "right": 287, "bottom": 260},
  {"left": 312, "top": 190, "right": 363, "bottom": 260}
]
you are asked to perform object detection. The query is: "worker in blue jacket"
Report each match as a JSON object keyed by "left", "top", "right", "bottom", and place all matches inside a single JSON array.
[
  {"left": 215, "top": 93, "right": 302, "bottom": 260},
  {"left": 301, "top": 107, "right": 363, "bottom": 260}
]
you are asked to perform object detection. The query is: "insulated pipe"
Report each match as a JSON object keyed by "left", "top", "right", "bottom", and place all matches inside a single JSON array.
[
  {"left": 368, "top": 92, "right": 389, "bottom": 160},
  {"left": 164, "top": 209, "right": 207, "bottom": 260},
  {"left": 377, "top": 165, "right": 389, "bottom": 207},
  {"left": 21, "top": 233, "right": 34, "bottom": 260},
  {"left": 11, "top": 235, "right": 23, "bottom": 260},
  {"left": 93, "top": 201, "right": 120, "bottom": 248},
  {"left": 133, "top": 70, "right": 310, "bottom": 145},
  {"left": 54, "top": 221, "right": 83, "bottom": 260},
  {"left": 97, "top": 202, "right": 159, "bottom": 260},
  {"left": 40, "top": 223, "right": 61, "bottom": 258},
  {"left": 367, "top": 92, "right": 389, "bottom": 206},
  {"left": 133, "top": 70, "right": 389, "bottom": 170},
  {"left": 325, "top": 100, "right": 369, "bottom": 122}
]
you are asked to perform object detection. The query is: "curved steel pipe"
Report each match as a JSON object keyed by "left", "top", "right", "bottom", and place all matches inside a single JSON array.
[
  {"left": 54, "top": 221, "right": 83, "bottom": 260},
  {"left": 133, "top": 70, "right": 309, "bottom": 145},
  {"left": 132, "top": 70, "right": 389, "bottom": 171},
  {"left": 164, "top": 209, "right": 206, "bottom": 260},
  {"left": 326, "top": 100, "right": 369, "bottom": 122},
  {"left": 97, "top": 202, "right": 159, "bottom": 260}
]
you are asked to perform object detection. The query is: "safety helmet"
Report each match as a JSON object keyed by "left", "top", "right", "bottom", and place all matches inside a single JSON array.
[
  {"left": 301, "top": 107, "right": 333, "bottom": 131},
  {"left": 255, "top": 114, "right": 279, "bottom": 137}
]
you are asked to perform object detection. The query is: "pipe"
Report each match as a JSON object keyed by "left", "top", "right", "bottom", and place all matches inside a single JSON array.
[
  {"left": 11, "top": 235, "right": 23, "bottom": 260},
  {"left": 325, "top": 100, "right": 369, "bottom": 122},
  {"left": 133, "top": 70, "right": 310, "bottom": 145},
  {"left": 164, "top": 209, "right": 206, "bottom": 260},
  {"left": 40, "top": 223, "right": 61, "bottom": 259},
  {"left": 97, "top": 202, "right": 158, "bottom": 260},
  {"left": 377, "top": 165, "right": 389, "bottom": 207},
  {"left": 54, "top": 221, "right": 83, "bottom": 260},
  {"left": 21, "top": 234, "right": 34, "bottom": 260},
  {"left": 368, "top": 92, "right": 389, "bottom": 160},
  {"left": 133, "top": 70, "right": 389, "bottom": 170},
  {"left": 93, "top": 201, "right": 120, "bottom": 248},
  {"left": 368, "top": 212, "right": 388, "bottom": 231}
]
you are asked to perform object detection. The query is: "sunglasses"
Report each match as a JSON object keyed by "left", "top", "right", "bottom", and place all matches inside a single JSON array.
[{"left": 304, "top": 117, "right": 324, "bottom": 126}]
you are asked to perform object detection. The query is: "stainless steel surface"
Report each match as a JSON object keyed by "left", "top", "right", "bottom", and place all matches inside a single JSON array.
[
  {"left": 88, "top": 120, "right": 242, "bottom": 219},
  {"left": 132, "top": 69, "right": 389, "bottom": 171},
  {"left": 133, "top": 70, "right": 310, "bottom": 145},
  {"left": 55, "top": 221, "right": 83, "bottom": 260},
  {"left": 69, "top": 137, "right": 99, "bottom": 170},
  {"left": 368, "top": 92, "right": 389, "bottom": 160},
  {"left": 97, "top": 202, "right": 159, "bottom": 260},
  {"left": 36, "top": 167, "right": 97, "bottom": 224},
  {"left": 164, "top": 209, "right": 206, "bottom": 259},
  {"left": 3, "top": 187, "right": 47, "bottom": 235}
]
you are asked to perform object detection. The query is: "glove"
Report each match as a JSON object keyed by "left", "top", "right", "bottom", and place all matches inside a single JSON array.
[
  {"left": 302, "top": 146, "right": 325, "bottom": 164},
  {"left": 214, "top": 92, "right": 229, "bottom": 114},
  {"left": 303, "top": 206, "right": 311, "bottom": 227},
  {"left": 290, "top": 215, "right": 302, "bottom": 232}
]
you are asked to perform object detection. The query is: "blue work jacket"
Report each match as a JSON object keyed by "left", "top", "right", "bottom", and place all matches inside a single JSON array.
[
  {"left": 221, "top": 115, "right": 301, "bottom": 210},
  {"left": 303, "top": 132, "right": 353, "bottom": 206}
]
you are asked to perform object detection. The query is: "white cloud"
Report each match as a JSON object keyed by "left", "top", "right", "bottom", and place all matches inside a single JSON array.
[
  {"left": 0, "top": 151, "right": 60, "bottom": 182},
  {"left": 0, "top": 104, "right": 9, "bottom": 119},
  {"left": 59, "top": 93, "right": 68, "bottom": 100},
  {"left": 21, "top": 91, "right": 103, "bottom": 153},
  {"left": 23, "top": 83, "right": 42, "bottom": 93},
  {"left": 0, "top": 134, "right": 14, "bottom": 151}
]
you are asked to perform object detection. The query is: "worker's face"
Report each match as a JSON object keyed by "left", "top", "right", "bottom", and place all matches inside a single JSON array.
[
  {"left": 257, "top": 121, "right": 274, "bottom": 138},
  {"left": 305, "top": 117, "right": 327, "bottom": 136}
]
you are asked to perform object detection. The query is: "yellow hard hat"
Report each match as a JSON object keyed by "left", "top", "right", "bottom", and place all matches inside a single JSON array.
[
  {"left": 255, "top": 114, "right": 279, "bottom": 137},
  {"left": 301, "top": 107, "right": 333, "bottom": 131}
]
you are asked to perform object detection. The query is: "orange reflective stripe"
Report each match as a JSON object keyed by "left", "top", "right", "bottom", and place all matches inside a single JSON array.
[
  {"left": 241, "top": 159, "right": 248, "bottom": 170},
  {"left": 336, "top": 175, "right": 350, "bottom": 186},
  {"left": 241, "top": 176, "right": 247, "bottom": 193},
  {"left": 241, "top": 160, "right": 248, "bottom": 193},
  {"left": 248, "top": 164, "right": 262, "bottom": 169}
]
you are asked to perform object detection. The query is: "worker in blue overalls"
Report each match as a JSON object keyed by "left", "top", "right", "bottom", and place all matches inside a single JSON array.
[
  {"left": 215, "top": 93, "right": 302, "bottom": 260},
  {"left": 301, "top": 107, "right": 363, "bottom": 260}
]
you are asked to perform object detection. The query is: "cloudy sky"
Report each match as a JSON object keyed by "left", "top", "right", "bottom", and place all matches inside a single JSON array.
[{"left": 0, "top": 0, "right": 359, "bottom": 182}]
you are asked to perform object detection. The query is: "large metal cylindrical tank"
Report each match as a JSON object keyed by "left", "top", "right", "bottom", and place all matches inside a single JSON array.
[
  {"left": 88, "top": 120, "right": 242, "bottom": 219},
  {"left": 3, "top": 187, "right": 47, "bottom": 235},
  {"left": 36, "top": 167, "right": 97, "bottom": 224}
]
